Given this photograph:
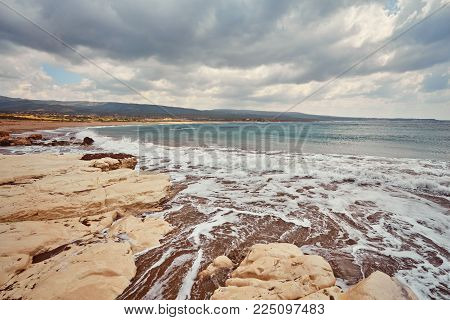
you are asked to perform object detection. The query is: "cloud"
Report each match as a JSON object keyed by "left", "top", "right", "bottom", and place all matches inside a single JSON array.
[
  {"left": 0, "top": 0, "right": 449, "bottom": 119},
  {"left": 422, "top": 71, "right": 449, "bottom": 92}
]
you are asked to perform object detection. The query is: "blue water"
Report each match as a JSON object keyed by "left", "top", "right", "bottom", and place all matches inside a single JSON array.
[{"left": 90, "top": 120, "right": 450, "bottom": 160}]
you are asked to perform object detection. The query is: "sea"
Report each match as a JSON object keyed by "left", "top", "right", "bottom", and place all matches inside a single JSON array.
[{"left": 4, "top": 119, "right": 450, "bottom": 299}]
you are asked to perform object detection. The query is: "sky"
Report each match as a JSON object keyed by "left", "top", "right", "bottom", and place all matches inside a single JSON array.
[{"left": 0, "top": 0, "right": 449, "bottom": 119}]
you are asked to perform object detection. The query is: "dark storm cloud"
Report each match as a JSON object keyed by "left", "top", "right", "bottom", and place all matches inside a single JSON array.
[
  {"left": 0, "top": 0, "right": 389, "bottom": 68},
  {"left": 0, "top": 0, "right": 449, "bottom": 114}
]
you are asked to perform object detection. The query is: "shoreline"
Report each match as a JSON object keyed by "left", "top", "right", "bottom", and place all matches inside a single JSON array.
[
  {"left": 1, "top": 122, "right": 448, "bottom": 300},
  {"left": 0, "top": 119, "right": 228, "bottom": 134}
]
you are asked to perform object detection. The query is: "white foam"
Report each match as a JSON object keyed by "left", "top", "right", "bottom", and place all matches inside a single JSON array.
[{"left": 176, "top": 249, "right": 203, "bottom": 300}]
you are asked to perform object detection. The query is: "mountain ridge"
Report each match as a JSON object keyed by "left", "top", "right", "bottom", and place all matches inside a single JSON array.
[{"left": 0, "top": 95, "right": 437, "bottom": 121}]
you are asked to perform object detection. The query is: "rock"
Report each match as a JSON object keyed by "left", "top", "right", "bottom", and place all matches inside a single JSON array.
[
  {"left": 82, "top": 136, "right": 94, "bottom": 146},
  {"left": 211, "top": 243, "right": 336, "bottom": 300},
  {"left": 110, "top": 215, "right": 173, "bottom": 253},
  {"left": 0, "top": 153, "right": 170, "bottom": 222},
  {"left": 0, "top": 153, "right": 173, "bottom": 299},
  {"left": 300, "top": 286, "right": 342, "bottom": 300},
  {"left": 199, "top": 256, "right": 234, "bottom": 279},
  {"left": 51, "top": 139, "right": 70, "bottom": 146},
  {"left": 27, "top": 133, "right": 43, "bottom": 140},
  {"left": 0, "top": 138, "right": 11, "bottom": 146},
  {"left": 0, "top": 254, "right": 31, "bottom": 287},
  {"left": 0, "top": 213, "right": 116, "bottom": 257},
  {"left": 0, "top": 240, "right": 136, "bottom": 300},
  {"left": 339, "top": 271, "right": 418, "bottom": 300},
  {"left": 210, "top": 243, "right": 418, "bottom": 300},
  {"left": 89, "top": 156, "right": 138, "bottom": 171},
  {"left": 81, "top": 153, "right": 135, "bottom": 161},
  {"left": 11, "top": 137, "right": 31, "bottom": 146},
  {"left": 0, "top": 131, "right": 10, "bottom": 138}
]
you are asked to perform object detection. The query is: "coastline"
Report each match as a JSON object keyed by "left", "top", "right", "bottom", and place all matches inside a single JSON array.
[
  {"left": 0, "top": 119, "right": 225, "bottom": 134},
  {"left": 1, "top": 121, "right": 448, "bottom": 300}
]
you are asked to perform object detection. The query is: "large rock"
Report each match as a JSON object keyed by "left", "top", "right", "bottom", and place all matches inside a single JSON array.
[
  {"left": 0, "top": 153, "right": 173, "bottom": 299},
  {"left": 0, "top": 154, "right": 170, "bottom": 222},
  {"left": 90, "top": 157, "right": 138, "bottom": 171},
  {"left": 210, "top": 243, "right": 418, "bottom": 300},
  {"left": 0, "top": 240, "right": 136, "bottom": 300},
  {"left": 110, "top": 215, "right": 173, "bottom": 253},
  {"left": 0, "top": 213, "right": 172, "bottom": 296},
  {"left": 0, "top": 254, "right": 31, "bottom": 287},
  {"left": 0, "top": 213, "right": 115, "bottom": 257},
  {"left": 211, "top": 243, "right": 336, "bottom": 300},
  {"left": 339, "top": 271, "right": 418, "bottom": 300}
]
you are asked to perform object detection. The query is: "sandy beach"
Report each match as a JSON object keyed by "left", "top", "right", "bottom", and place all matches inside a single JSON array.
[{"left": 0, "top": 119, "right": 220, "bottom": 134}]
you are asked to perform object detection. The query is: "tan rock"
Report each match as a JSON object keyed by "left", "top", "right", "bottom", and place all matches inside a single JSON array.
[
  {"left": 0, "top": 240, "right": 136, "bottom": 300},
  {"left": 300, "top": 286, "right": 342, "bottom": 300},
  {"left": 0, "top": 153, "right": 173, "bottom": 299},
  {"left": 243, "top": 243, "right": 304, "bottom": 263},
  {"left": 0, "top": 213, "right": 115, "bottom": 257},
  {"left": 211, "top": 243, "right": 336, "bottom": 300},
  {"left": 0, "top": 153, "right": 170, "bottom": 222},
  {"left": 339, "top": 271, "right": 418, "bottom": 300},
  {"left": 0, "top": 254, "right": 31, "bottom": 287},
  {"left": 199, "top": 255, "right": 234, "bottom": 279},
  {"left": 90, "top": 157, "right": 137, "bottom": 171},
  {"left": 110, "top": 215, "right": 173, "bottom": 253}
]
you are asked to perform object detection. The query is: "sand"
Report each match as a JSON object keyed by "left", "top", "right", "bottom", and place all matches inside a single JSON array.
[{"left": 0, "top": 119, "right": 221, "bottom": 134}]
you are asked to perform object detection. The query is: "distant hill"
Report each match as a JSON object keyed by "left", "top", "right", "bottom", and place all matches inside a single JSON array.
[{"left": 0, "top": 95, "right": 355, "bottom": 122}]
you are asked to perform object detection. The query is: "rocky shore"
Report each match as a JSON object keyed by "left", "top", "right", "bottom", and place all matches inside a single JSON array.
[
  {"left": 204, "top": 243, "right": 417, "bottom": 300},
  {"left": 0, "top": 150, "right": 420, "bottom": 300},
  {"left": 0, "top": 153, "right": 172, "bottom": 299}
]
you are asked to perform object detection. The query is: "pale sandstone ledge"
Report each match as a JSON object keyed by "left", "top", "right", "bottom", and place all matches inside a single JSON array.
[
  {"left": 208, "top": 243, "right": 418, "bottom": 300},
  {"left": 0, "top": 153, "right": 172, "bottom": 299}
]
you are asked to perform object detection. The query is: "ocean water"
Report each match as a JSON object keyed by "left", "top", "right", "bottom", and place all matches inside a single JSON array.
[{"left": 4, "top": 120, "right": 450, "bottom": 299}]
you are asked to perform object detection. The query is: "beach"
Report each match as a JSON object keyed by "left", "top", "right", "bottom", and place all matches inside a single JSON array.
[{"left": 0, "top": 120, "right": 448, "bottom": 300}]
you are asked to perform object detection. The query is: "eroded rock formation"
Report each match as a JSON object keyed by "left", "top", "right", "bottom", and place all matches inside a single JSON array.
[
  {"left": 209, "top": 243, "right": 417, "bottom": 300},
  {"left": 0, "top": 153, "right": 172, "bottom": 299}
]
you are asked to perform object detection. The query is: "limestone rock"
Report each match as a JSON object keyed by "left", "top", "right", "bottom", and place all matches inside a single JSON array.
[
  {"left": 0, "top": 254, "right": 31, "bottom": 287},
  {"left": 0, "top": 213, "right": 116, "bottom": 257},
  {"left": 0, "top": 153, "right": 170, "bottom": 222},
  {"left": 211, "top": 243, "right": 336, "bottom": 300},
  {"left": 300, "top": 286, "right": 342, "bottom": 300},
  {"left": 0, "top": 241, "right": 136, "bottom": 300},
  {"left": 339, "top": 271, "right": 418, "bottom": 300},
  {"left": 0, "top": 153, "right": 173, "bottom": 299},
  {"left": 90, "top": 157, "right": 137, "bottom": 171},
  {"left": 110, "top": 215, "right": 173, "bottom": 253},
  {"left": 199, "top": 256, "right": 234, "bottom": 279}
]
